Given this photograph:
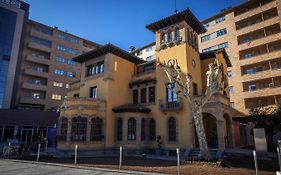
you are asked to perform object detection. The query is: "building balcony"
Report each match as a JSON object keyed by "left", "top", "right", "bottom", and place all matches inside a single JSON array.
[
  {"left": 24, "top": 68, "right": 49, "bottom": 78},
  {"left": 22, "top": 82, "right": 47, "bottom": 91},
  {"left": 238, "top": 31, "right": 281, "bottom": 51},
  {"left": 159, "top": 99, "right": 183, "bottom": 111},
  {"left": 234, "top": 0, "right": 277, "bottom": 22},
  {"left": 69, "top": 81, "right": 81, "bottom": 91},
  {"left": 243, "top": 85, "right": 281, "bottom": 100},
  {"left": 26, "top": 55, "right": 50, "bottom": 65},
  {"left": 241, "top": 67, "right": 281, "bottom": 82},
  {"left": 236, "top": 16, "right": 279, "bottom": 36},
  {"left": 239, "top": 49, "right": 281, "bottom": 66},
  {"left": 30, "top": 28, "right": 53, "bottom": 41},
  {"left": 19, "top": 97, "right": 45, "bottom": 105},
  {"left": 27, "top": 42, "right": 51, "bottom": 53}
]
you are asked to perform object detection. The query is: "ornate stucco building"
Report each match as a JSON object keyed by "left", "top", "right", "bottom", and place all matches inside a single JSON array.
[{"left": 57, "top": 9, "right": 243, "bottom": 156}]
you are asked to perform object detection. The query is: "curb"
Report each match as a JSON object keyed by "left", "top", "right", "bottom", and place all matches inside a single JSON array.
[{"left": 1, "top": 159, "right": 166, "bottom": 175}]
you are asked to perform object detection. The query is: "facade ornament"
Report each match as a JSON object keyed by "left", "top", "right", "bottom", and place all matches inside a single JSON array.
[{"left": 158, "top": 57, "right": 224, "bottom": 160}]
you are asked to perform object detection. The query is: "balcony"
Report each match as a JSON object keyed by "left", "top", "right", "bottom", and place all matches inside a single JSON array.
[
  {"left": 236, "top": 16, "right": 279, "bottom": 36},
  {"left": 241, "top": 67, "right": 281, "bottom": 82},
  {"left": 30, "top": 28, "right": 53, "bottom": 41},
  {"left": 234, "top": 0, "right": 277, "bottom": 22},
  {"left": 238, "top": 31, "right": 281, "bottom": 51},
  {"left": 240, "top": 49, "right": 281, "bottom": 66},
  {"left": 22, "top": 82, "right": 47, "bottom": 91},
  {"left": 26, "top": 55, "right": 50, "bottom": 65},
  {"left": 159, "top": 99, "right": 183, "bottom": 111},
  {"left": 24, "top": 68, "right": 49, "bottom": 78},
  {"left": 243, "top": 83, "right": 281, "bottom": 99},
  {"left": 19, "top": 97, "right": 45, "bottom": 105},
  {"left": 28, "top": 42, "right": 51, "bottom": 53}
]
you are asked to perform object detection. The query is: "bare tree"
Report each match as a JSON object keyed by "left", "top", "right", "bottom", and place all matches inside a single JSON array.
[{"left": 158, "top": 58, "right": 225, "bottom": 160}]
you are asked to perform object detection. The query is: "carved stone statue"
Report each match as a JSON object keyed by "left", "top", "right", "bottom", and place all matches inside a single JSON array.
[{"left": 158, "top": 57, "right": 224, "bottom": 160}]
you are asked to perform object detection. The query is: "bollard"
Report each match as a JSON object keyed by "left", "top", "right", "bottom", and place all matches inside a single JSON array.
[
  {"left": 253, "top": 150, "right": 258, "bottom": 175},
  {"left": 277, "top": 147, "right": 281, "bottom": 172},
  {"left": 119, "top": 146, "right": 122, "bottom": 170},
  {"left": 36, "top": 144, "right": 41, "bottom": 162},
  {"left": 7, "top": 143, "right": 11, "bottom": 158},
  {"left": 177, "top": 148, "right": 180, "bottom": 175},
  {"left": 74, "top": 145, "right": 78, "bottom": 165}
]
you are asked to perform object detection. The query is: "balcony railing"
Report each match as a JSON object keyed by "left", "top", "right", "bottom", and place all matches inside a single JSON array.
[
  {"left": 159, "top": 98, "right": 183, "bottom": 111},
  {"left": 26, "top": 55, "right": 50, "bottom": 65}
]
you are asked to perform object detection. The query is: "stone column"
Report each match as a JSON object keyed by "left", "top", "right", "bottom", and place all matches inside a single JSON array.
[
  {"left": 86, "top": 118, "right": 91, "bottom": 142},
  {"left": 123, "top": 116, "right": 128, "bottom": 145},
  {"left": 66, "top": 119, "right": 72, "bottom": 142},
  {"left": 136, "top": 117, "right": 141, "bottom": 143},
  {"left": 216, "top": 120, "right": 225, "bottom": 150}
]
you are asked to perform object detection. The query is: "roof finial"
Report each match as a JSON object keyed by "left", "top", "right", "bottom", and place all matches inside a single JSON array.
[{"left": 174, "top": 0, "right": 178, "bottom": 13}]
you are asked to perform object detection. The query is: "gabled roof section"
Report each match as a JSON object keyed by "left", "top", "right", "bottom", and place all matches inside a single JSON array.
[
  {"left": 146, "top": 8, "right": 206, "bottom": 34},
  {"left": 73, "top": 43, "right": 145, "bottom": 64},
  {"left": 200, "top": 49, "right": 232, "bottom": 67}
]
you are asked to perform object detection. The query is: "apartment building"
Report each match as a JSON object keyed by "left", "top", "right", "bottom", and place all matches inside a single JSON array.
[
  {"left": 199, "top": 0, "right": 281, "bottom": 114},
  {"left": 0, "top": 0, "right": 29, "bottom": 109},
  {"left": 15, "top": 20, "right": 100, "bottom": 111},
  {"left": 132, "top": 42, "right": 156, "bottom": 61}
]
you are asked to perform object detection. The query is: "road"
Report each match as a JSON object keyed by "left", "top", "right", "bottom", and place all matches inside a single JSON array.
[{"left": 0, "top": 159, "right": 163, "bottom": 175}]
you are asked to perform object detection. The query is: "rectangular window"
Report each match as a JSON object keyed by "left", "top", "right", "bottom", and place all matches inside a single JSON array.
[
  {"left": 230, "top": 102, "right": 235, "bottom": 108},
  {"left": 248, "top": 84, "right": 256, "bottom": 91},
  {"left": 133, "top": 89, "right": 138, "bottom": 104},
  {"left": 36, "top": 67, "right": 44, "bottom": 72},
  {"left": 33, "top": 93, "right": 40, "bottom": 99},
  {"left": 229, "top": 86, "right": 234, "bottom": 93},
  {"left": 246, "top": 68, "right": 254, "bottom": 75},
  {"left": 35, "top": 80, "right": 41, "bottom": 85},
  {"left": 65, "top": 84, "right": 70, "bottom": 88},
  {"left": 141, "top": 88, "right": 147, "bottom": 103},
  {"left": 201, "top": 28, "right": 227, "bottom": 42},
  {"left": 256, "top": 67, "right": 263, "bottom": 72},
  {"left": 52, "top": 94, "right": 62, "bottom": 100},
  {"left": 90, "top": 86, "right": 97, "bottom": 99},
  {"left": 167, "top": 83, "right": 177, "bottom": 102},
  {"left": 74, "top": 94, "right": 79, "bottom": 98},
  {"left": 67, "top": 71, "right": 76, "bottom": 77},
  {"left": 148, "top": 87, "right": 155, "bottom": 103},
  {"left": 193, "top": 83, "right": 198, "bottom": 95},
  {"left": 55, "top": 56, "right": 66, "bottom": 63},
  {"left": 244, "top": 53, "right": 253, "bottom": 59},
  {"left": 53, "top": 81, "right": 63, "bottom": 87},
  {"left": 67, "top": 60, "right": 76, "bottom": 66},
  {"left": 31, "top": 36, "right": 52, "bottom": 47},
  {"left": 59, "top": 34, "right": 79, "bottom": 43},
  {"left": 202, "top": 42, "right": 228, "bottom": 53},
  {"left": 57, "top": 45, "right": 78, "bottom": 55},
  {"left": 54, "top": 69, "right": 64, "bottom": 75},
  {"left": 277, "top": 63, "right": 281, "bottom": 69}
]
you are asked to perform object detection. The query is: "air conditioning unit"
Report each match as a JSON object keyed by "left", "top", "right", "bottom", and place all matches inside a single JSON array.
[{"left": 269, "top": 83, "right": 274, "bottom": 88}]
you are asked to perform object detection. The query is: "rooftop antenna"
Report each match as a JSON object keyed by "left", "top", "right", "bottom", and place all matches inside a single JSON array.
[{"left": 174, "top": 0, "right": 178, "bottom": 13}]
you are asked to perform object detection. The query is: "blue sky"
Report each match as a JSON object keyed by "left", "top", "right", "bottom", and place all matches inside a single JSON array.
[{"left": 25, "top": 0, "right": 245, "bottom": 50}]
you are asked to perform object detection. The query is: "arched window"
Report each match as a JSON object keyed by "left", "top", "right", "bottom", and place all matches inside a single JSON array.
[
  {"left": 71, "top": 116, "right": 87, "bottom": 141},
  {"left": 59, "top": 117, "right": 68, "bottom": 141},
  {"left": 91, "top": 117, "right": 103, "bottom": 141},
  {"left": 141, "top": 118, "right": 146, "bottom": 141},
  {"left": 168, "top": 31, "right": 173, "bottom": 43},
  {"left": 116, "top": 118, "right": 123, "bottom": 141},
  {"left": 175, "top": 29, "right": 181, "bottom": 41},
  {"left": 149, "top": 118, "right": 156, "bottom": 140},
  {"left": 128, "top": 118, "right": 136, "bottom": 141},
  {"left": 168, "top": 117, "right": 177, "bottom": 141},
  {"left": 161, "top": 34, "right": 166, "bottom": 44}
]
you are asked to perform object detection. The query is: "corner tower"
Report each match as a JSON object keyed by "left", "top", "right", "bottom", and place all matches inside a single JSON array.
[{"left": 146, "top": 9, "right": 207, "bottom": 99}]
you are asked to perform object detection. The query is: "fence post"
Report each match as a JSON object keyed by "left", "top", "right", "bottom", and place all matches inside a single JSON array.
[
  {"left": 74, "top": 145, "right": 78, "bottom": 165},
  {"left": 7, "top": 143, "right": 11, "bottom": 158},
  {"left": 119, "top": 146, "right": 122, "bottom": 170},
  {"left": 36, "top": 143, "right": 41, "bottom": 162},
  {"left": 277, "top": 147, "right": 281, "bottom": 172},
  {"left": 177, "top": 148, "right": 180, "bottom": 175},
  {"left": 253, "top": 150, "right": 258, "bottom": 175}
]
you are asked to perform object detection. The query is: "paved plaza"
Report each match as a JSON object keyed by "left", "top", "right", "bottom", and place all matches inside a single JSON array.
[{"left": 0, "top": 159, "right": 163, "bottom": 175}]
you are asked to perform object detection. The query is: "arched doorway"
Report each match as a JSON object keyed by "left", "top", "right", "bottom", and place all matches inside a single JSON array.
[
  {"left": 223, "top": 113, "right": 233, "bottom": 147},
  {"left": 203, "top": 113, "right": 218, "bottom": 148},
  {"left": 194, "top": 113, "right": 218, "bottom": 148}
]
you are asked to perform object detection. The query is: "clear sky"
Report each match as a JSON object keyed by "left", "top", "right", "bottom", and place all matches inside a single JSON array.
[{"left": 25, "top": 0, "right": 245, "bottom": 50}]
